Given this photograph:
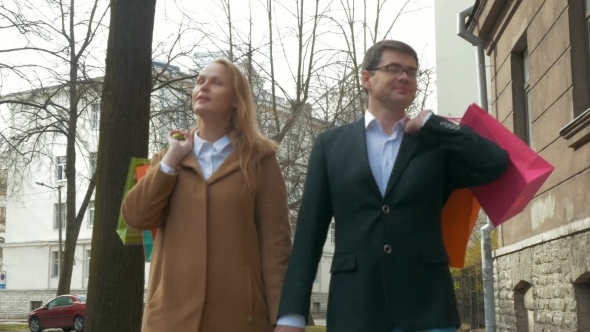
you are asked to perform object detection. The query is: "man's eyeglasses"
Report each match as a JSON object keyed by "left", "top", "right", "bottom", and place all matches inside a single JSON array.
[{"left": 369, "top": 64, "right": 420, "bottom": 79}]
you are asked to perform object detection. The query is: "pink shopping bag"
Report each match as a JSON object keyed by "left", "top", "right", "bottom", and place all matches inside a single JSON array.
[{"left": 460, "top": 104, "right": 555, "bottom": 226}]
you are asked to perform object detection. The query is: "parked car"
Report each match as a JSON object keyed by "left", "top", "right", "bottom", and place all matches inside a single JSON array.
[{"left": 28, "top": 294, "right": 86, "bottom": 332}]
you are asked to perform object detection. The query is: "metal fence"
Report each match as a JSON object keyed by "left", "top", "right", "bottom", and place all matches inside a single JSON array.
[{"left": 452, "top": 264, "right": 485, "bottom": 330}]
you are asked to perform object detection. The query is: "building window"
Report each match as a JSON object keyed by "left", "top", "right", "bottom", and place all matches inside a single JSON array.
[
  {"left": 330, "top": 222, "right": 335, "bottom": 244},
  {"left": 51, "top": 251, "right": 59, "bottom": 277},
  {"left": 510, "top": 43, "right": 532, "bottom": 148},
  {"left": 566, "top": 0, "right": 590, "bottom": 118},
  {"left": 312, "top": 302, "right": 321, "bottom": 312},
  {"left": 88, "top": 201, "right": 95, "bottom": 227},
  {"left": 30, "top": 301, "right": 43, "bottom": 311},
  {"left": 56, "top": 156, "right": 66, "bottom": 181},
  {"left": 53, "top": 203, "right": 66, "bottom": 229},
  {"left": 0, "top": 207, "right": 5, "bottom": 232},
  {"left": 586, "top": 0, "right": 590, "bottom": 103},
  {"left": 85, "top": 250, "right": 91, "bottom": 277},
  {"left": 89, "top": 152, "right": 97, "bottom": 176},
  {"left": 522, "top": 49, "right": 533, "bottom": 148},
  {"left": 90, "top": 104, "right": 100, "bottom": 129}
]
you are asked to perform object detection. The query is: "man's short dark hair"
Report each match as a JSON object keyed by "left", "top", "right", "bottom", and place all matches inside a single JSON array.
[{"left": 361, "top": 40, "right": 419, "bottom": 71}]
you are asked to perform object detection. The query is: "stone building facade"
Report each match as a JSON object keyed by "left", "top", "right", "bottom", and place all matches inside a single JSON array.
[{"left": 467, "top": 0, "right": 590, "bottom": 331}]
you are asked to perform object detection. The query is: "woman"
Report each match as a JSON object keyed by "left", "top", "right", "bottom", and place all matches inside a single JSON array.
[{"left": 122, "top": 58, "right": 293, "bottom": 331}]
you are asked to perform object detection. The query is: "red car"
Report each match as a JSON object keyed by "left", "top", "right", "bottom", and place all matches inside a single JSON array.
[{"left": 28, "top": 294, "right": 86, "bottom": 332}]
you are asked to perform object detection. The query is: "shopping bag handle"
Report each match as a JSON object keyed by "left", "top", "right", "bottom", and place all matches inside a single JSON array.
[{"left": 440, "top": 116, "right": 462, "bottom": 123}]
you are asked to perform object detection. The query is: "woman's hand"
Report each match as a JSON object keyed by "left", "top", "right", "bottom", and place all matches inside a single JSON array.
[{"left": 161, "top": 130, "right": 194, "bottom": 169}]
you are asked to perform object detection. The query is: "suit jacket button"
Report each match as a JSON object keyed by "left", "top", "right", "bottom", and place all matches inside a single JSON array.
[
  {"left": 382, "top": 205, "right": 390, "bottom": 214},
  {"left": 384, "top": 244, "right": 392, "bottom": 254}
]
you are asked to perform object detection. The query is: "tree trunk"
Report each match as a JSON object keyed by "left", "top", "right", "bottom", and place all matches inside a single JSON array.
[
  {"left": 85, "top": 0, "right": 157, "bottom": 330},
  {"left": 57, "top": 0, "right": 80, "bottom": 295}
]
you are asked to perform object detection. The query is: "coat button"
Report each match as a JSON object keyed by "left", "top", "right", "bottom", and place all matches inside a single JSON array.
[
  {"left": 384, "top": 244, "right": 392, "bottom": 254},
  {"left": 382, "top": 205, "right": 390, "bottom": 214},
  {"left": 248, "top": 316, "right": 252, "bottom": 323}
]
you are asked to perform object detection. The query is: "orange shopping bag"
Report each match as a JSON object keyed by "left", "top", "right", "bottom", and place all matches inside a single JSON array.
[{"left": 441, "top": 188, "right": 480, "bottom": 269}]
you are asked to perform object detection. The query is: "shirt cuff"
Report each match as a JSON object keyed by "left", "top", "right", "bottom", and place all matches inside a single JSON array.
[
  {"left": 422, "top": 111, "right": 434, "bottom": 126},
  {"left": 159, "top": 161, "right": 177, "bottom": 175},
  {"left": 276, "top": 314, "right": 306, "bottom": 329}
]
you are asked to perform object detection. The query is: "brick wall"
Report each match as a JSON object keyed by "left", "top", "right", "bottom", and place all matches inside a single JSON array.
[
  {"left": 0, "top": 289, "right": 87, "bottom": 319},
  {"left": 494, "top": 230, "right": 590, "bottom": 331}
]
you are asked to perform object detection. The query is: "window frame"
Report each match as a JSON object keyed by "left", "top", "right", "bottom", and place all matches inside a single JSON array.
[
  {"left": 330, "top": 222, "right": 335, "bottom": 244},
  {"left": 85, "top": 249, "right": 91, "bottom": 277},
  {"left": 88, "top": 201, "right": 95, "bottom": 227},
  {"left": 586, "top": 0, "right": 590, "bottom": 85},
  {"left": 51, "top": 251, "right": 59, "bottom": 277},
  {"left": 522, "top": 49, "right": 533, "bottom": 149},
  {"left": 53, "top": 203, "right": 66, "bottom": 230},
  {"left": 56, "top": 156, "right": 66, "bottom": 182},
  {"left": 509, "top": 37, "right": 533, "bottom": 149},
  {"left": 90, "top": 104, "right": 100, "bottom": 130}
]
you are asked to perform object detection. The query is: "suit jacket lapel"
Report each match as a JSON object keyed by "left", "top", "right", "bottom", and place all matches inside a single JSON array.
[
  {"left": 352, "top": 118, "right": 382, "bottom": 198},
  {"left": 383, "top": 133, "right": 419, "bottom": 198}
]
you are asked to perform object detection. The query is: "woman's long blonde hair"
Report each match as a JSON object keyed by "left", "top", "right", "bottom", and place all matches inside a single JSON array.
[{"left": 197, "top": 58, "right": 278, "bottom": 192}]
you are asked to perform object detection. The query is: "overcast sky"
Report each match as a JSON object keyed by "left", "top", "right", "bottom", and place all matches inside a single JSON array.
[{"left": 0, "top": 0, "right": 437, "bottom": 114}]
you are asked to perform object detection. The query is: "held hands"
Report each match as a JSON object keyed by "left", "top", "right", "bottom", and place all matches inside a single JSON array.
[
  {"left": 404, "top": 109, "right": 433, "bottom": 135},
  {"left": 161, "top": 130, "right": 194, "bottom": 169}
]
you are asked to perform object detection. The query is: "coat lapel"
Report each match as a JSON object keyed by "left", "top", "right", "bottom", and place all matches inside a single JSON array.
[
  {"left": 383, "top": 133, "right": 419, "bottom": 198},
  {"left": 179, "top": 151, "right": 204, "bottom": 179},
  {"left": 352, "top": 118, "right": 382, "bottom": 198},
  {"left": 178, "top": 128, "right": 204, "bottom": 179},
  {"left": 206, "top": 153, "right": 240, "bottom": 185}
]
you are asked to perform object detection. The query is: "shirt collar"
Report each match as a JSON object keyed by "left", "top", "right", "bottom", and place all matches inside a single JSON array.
[
  {"left": 364, "top": 110, "right": 406, "bottom": 134},
  {"left": 193, "top": 131, "right": 232, "bottom": 155}
]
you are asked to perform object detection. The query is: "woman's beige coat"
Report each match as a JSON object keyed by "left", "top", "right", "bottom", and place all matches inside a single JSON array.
[{"left": 122, "top": 140, "right": 292, "bottom": 331}]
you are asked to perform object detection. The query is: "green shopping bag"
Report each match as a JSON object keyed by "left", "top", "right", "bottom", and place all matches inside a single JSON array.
[{"left": 116, "top": 157, "right": 151, "bottom": 245}]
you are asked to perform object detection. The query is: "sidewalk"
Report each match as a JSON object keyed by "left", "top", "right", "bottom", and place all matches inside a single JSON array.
[{"left": 0, "top": 319, "right": 27, "bottom": 324}]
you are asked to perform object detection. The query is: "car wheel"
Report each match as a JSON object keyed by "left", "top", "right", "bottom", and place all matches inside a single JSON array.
[
  {"left": 73, "top": 315, "right": 84, "bottom": 331},
  {"left": 29, "top": 317, "right": 42, "bottom": 332}
]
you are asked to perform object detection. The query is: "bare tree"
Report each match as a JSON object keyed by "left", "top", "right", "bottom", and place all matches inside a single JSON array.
[
  {"left": 0, "top": 0, "right": 204, "bottom": 297},
  {"left": 0, "top": 0, "right": 109, "bottom": 296},
  {"left": 85, "top": 0, "right": 157, "bottom": 329},
  {"left": 199, "top": 0, "right": 434, "bottom": 229},
  {"left": 0, "top": 160, "right": 6, "bottom": 261}
]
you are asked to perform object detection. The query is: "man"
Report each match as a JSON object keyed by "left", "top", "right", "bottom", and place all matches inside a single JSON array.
[{"left": 274, "top": 40, "right": 509, "bottom": 332}]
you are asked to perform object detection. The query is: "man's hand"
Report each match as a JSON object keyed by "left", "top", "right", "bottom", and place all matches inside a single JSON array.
[
  {"left": 274, "top": 325, "right": 305, "bottom": 332},
  {"left": 404, "top": 109, "right": 433, "bottom": 135}
]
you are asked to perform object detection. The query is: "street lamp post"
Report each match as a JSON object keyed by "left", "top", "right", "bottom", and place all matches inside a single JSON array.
[{"left": 36, "top": 182, "right": 63, "bottom": 273}]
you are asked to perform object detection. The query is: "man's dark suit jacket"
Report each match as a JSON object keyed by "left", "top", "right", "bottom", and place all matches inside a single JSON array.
[{"left": 277, "top": 114, "right": 509, "bottom": 332}]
